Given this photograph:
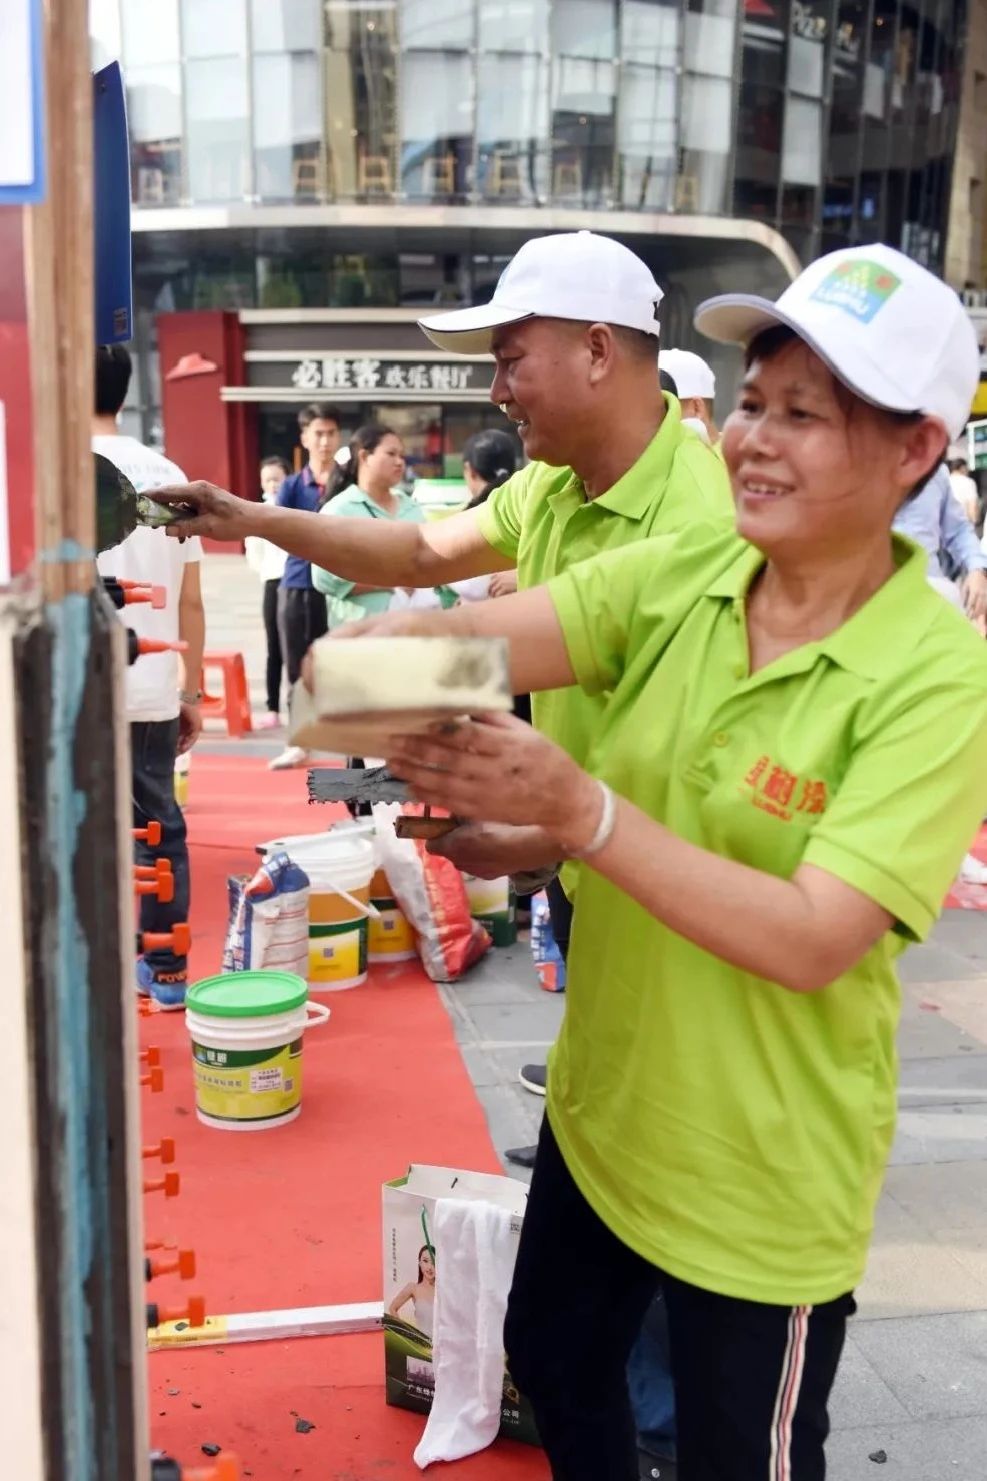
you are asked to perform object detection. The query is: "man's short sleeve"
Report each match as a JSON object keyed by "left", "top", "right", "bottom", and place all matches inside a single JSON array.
[
  {"left": 804, "top": 681, "right": 987, "bottom": 941},
  {"left": 548, "top": 540, "right": 669, "bottom": 695},
  {"left": 548, "top": 525, "right": 736, "bottom": 698},
  {"left": 474, "top": 468, "right": 531, "bottom": 561}
]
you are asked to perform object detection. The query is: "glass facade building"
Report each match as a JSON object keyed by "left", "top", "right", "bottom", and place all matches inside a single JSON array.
[
  {"left": 90, "top": 0, "right": 966, "bottom": 267},
  {"left": 87, "top": 0, "right": 968, "bottom": 462}
]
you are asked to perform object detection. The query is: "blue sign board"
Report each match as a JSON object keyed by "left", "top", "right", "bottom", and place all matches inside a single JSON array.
[{"left": 93, "top": 62, "right": 133, "bottom": 344}]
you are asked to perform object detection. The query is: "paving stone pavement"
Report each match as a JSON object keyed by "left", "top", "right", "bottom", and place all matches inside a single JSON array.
[{"left": 199, "top": 552, "right": 987, "bottom": 1479}]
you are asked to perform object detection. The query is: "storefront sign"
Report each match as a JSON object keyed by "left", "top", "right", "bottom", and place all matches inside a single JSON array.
[{"left": 290, "top": 357, "right": 482, "bottom": 395}]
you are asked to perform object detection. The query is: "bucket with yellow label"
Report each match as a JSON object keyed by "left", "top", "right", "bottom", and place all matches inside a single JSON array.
[
  {"left": 185, "top": 971, "right": 330, "bottom": 1131},
  {"left": 308, "top": 868, "right": 373, "bottom": 989},
  {"left": 368, "top": 866, "right": 417, "bottom": 963},
  {"left": 257, "top": 828, "right": 381, "bottom": 986}
]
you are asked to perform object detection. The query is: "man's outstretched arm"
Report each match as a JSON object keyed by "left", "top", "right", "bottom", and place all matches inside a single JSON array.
[{"left": 153, "top": 481, "right": 515, "bottom": 587}]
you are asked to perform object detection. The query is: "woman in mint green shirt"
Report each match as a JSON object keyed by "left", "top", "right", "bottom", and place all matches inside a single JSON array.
[{"left": 313, "top": 423, "right": 425, "bottom": 624}]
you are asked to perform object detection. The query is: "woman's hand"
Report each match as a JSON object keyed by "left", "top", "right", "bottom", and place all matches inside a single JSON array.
[
  {"left": 488, "top": 569, "right": 519, "bottom": 598},
  {"left": 427, "top": 822, "right": 562, "bottom": 878},
  {"left": 385, "top": 713, "right": 603, "bottom": 853},
  {"left": 153, "top": 481, "right": 264, "bottom": 542}
]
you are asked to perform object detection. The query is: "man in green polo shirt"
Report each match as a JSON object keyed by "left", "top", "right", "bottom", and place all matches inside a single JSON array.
[
  {"left": 159, "top": 227, "right": 729, "bottom": 1137},
  {"left": 159, "top": 232, "right": 729, "bottom": 1472},
  {"left": 159, "top": 230, "right": 730, "bottom": 872}
]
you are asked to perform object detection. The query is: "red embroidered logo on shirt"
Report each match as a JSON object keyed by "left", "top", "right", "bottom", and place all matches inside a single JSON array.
[{"left": 742, "top": 756, "right": 828, "bottom": 821}]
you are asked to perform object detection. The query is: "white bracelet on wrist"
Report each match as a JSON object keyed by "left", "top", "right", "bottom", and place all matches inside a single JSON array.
[{"left": 566, "top": 780, "right": 618, "bottom": 859}]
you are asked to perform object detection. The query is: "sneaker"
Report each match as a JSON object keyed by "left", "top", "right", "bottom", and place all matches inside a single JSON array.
[
  {"left": 269, "top": 745, "right": 308, "bottom": 771},
  {"left": 258, "top": 711, "right": 282, "bottom": 730},
  {"left": 504, "top": 1144, "right": 538, "bottom": 1169},
  {"left": 519, "top": 1063, "right": 547, "bottom": 1096},
  {"left": 136, "top": 958, "right": 187, "bottom": 1012},
  {"left": 959, "top": 852, "right": 987, "bottom": 884}
]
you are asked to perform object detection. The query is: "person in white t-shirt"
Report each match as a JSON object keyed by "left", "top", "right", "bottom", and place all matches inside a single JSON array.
[
  {"left": 93, "top": 344, "right": 206, "bottom": 1010},
  {"left": 245, "top": 455, "right": 290, "bottom": 726}
]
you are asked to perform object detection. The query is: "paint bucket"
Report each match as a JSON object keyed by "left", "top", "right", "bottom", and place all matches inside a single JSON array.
[
  {"left": 256, "top": 829, "right": 377, "bottom": 990},
  {"left": 464, "top": 874, "right": 517, "bottom": 947},
  {"left": 368, "top": 865, "right": 417, "bottom": 963},
  {"left": 185, "top": 971, "right": 330, "bottom": 1131},
  {"left": 174, "top": 751, "right": 190, "bottom": 809},
  {"left": 330, "top": 818, "right": 416, "bottom": 964},
  {"left": 300, "top": 834, "right": 376, "bottom": 991}
]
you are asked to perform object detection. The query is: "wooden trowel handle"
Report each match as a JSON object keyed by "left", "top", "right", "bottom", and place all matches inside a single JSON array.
[{"left": 394, "top": 816, "right": 459, "bottom": 841}]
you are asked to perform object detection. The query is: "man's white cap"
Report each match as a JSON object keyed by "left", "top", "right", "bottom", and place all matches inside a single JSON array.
[
  {"left": 659, "top": 348, "right": 716, "bottom": 400},
  {"left": 419, "top": 231, "right": 663, "bottom": 355},
  {"left": 695, "top": 244, "right": 978, "bottom": 441}
]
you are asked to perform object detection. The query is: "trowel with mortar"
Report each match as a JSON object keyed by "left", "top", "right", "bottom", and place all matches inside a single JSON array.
[
  {"left": 296, "top": 634, "right": 512, "bottom": 840},
  {"left": 95, "top": 450, "right": 196, "bottom": 553}
]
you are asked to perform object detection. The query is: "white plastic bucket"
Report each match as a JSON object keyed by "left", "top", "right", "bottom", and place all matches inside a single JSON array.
[
  {"left": 368, "top": 865, "right": 417, "bottom": 963},
  {"left": 287, "top": 833, "right": 376, "bottom": 991},
  {"left": 331, "top": 818, "right": 416, "bottom": 963},
  {"left": 185, "top": 971, "right": 330, "bottom": 1131}
]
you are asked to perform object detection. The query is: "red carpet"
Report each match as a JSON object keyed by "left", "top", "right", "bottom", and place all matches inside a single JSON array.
[{"left": 143, "top": 755, "right": 547, "bottom": 1480}]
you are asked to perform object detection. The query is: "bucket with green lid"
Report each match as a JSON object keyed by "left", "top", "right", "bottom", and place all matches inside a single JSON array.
[{"left": 185, "top": 971, "right": 330, "bottom": 1131}]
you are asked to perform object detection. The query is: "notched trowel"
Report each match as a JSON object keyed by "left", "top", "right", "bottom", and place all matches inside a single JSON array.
[{"left": 306, "top": 765, "right": 459, "bottom": 841}]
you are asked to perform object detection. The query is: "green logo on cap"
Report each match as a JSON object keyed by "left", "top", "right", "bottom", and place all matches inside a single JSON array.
[{"left": 810, "top": 259, "right": 902, "bottom": 323}]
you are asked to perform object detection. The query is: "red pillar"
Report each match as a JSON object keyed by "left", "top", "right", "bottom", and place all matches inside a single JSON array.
[
  {"left": 0, "top": 208, "right": 37, "bottom": 579},
  {"left": 157, "top": 310, "right": 257, "bottom": 547}
]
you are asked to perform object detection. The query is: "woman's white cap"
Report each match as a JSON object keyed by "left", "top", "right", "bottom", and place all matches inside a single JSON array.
[
  {"left": 419, "top": 232, "right": 663, "bottom": 355},
  {"left": 695, "top": 244, "right": 978, "bottom": 440},
  {"left": 659, "top": 348, "right": 716, "bottom": 400}
]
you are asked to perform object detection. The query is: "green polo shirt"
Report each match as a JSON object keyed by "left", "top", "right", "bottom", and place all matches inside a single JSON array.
[
  {"left": 546, "top": 524, "right": 987, "bottom": 1305},
  {"left": 476, "top": 395, "right": 732, "bottom": 766},
  {"left": 315, "top": 486, "right": 425, "bottom": 618}
]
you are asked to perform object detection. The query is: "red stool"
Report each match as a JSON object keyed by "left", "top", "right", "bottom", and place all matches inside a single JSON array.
[{"left": 200, "top": 652, "right": 253, "bottom": 737}]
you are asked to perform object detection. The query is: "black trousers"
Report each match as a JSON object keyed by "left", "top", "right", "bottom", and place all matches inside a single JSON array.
[
  {"left": 132, "top": 719, "right": 189, "bottom": 978},
  {"left": 545, "top": 873, "right": 573, "bottom": 957},
  {"left": 505, "top": 1122, "right": 853, "bottom": 1481},
  {"left": 276, "top": 585, "right": 328, "bottom": 687},
  {"left": 262, "top": 577, "right": 283, "bottom": 713}
]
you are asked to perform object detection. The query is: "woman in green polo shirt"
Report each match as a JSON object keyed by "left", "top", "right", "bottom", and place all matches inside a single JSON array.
[{"left": 369, "top": 247, "right": 987, "bottom": 1480}]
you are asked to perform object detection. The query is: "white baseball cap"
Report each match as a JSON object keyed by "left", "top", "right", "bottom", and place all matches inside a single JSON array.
[
  {"left": 419, "top": 231, "right": 664, "bottom": 355},
  {"left": 695, "top": 244, "right": 978, "bottom": 440},
  {"left": 659, "top": 348, "right": 716, "bottom": 400}
]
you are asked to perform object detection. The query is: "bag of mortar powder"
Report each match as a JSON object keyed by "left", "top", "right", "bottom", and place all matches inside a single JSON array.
[
  {"left": 372, "top": 804, "right": 490, "bottom": 982},
  {"left": 223, "top": 850, "right": 310, "bottom": 977}
]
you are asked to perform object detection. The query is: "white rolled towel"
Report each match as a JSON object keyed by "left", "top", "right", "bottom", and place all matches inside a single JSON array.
[{"left": 413, "top": 1196, "right": 516, "bottom": 1469}]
